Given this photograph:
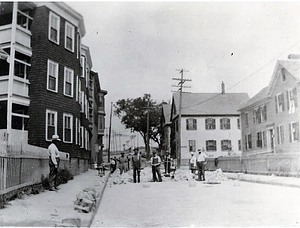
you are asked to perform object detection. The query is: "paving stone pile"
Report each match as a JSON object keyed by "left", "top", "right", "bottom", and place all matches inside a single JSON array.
[{"left": 74, "top": 187, "right": 97, "bottom": 213}]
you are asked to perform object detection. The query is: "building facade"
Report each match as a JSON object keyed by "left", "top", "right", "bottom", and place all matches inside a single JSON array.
[
  {"left": 0, "top": 2, "right": 106, "bottom": 169},
  {"left": 239, "top": 55, "right": 300, "bottom": 155},
  {"left": 170, "top": 90, "right": 249, "bottom": 165}
]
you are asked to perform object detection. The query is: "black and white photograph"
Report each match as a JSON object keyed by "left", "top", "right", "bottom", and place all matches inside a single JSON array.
[{"left": 0, "top": 1, "right": 300, "bottom": 227}]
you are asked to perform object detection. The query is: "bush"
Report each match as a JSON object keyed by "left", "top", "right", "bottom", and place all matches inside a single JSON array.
[{"left": 58, "top": 168, "right": 74, "bottom": 185}]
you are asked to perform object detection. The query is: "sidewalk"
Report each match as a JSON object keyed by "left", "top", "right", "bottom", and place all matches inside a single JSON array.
[
  {"left": 225, "top": 172, "right": 300, "bottom": 188},
  {"left": 0, "top": 169, "right": 109, "bottom": 227}
]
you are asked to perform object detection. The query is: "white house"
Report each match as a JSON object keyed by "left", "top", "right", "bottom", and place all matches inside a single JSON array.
[{"left": 170, "top": 87, "right": 249, "bottom": 165}]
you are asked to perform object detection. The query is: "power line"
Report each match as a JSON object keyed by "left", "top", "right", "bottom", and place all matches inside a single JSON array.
[{"left": 180, "top": 40, "right": 300, "bottom": 110}]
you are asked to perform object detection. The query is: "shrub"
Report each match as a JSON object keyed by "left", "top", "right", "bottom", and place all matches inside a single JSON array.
[{"left": 58, "top": 168, "right": 74, "bottom": 185}]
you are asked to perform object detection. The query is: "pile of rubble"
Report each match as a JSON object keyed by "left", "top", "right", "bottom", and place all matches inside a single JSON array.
[
  {"left": 205, "top": 168, "right": 228, "bottom": 182},
  {"left": 74, "top": 187, "right": 97, "bottom": 213}
]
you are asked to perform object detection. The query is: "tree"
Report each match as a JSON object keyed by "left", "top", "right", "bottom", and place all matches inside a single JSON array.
[{"left": 114, "top": 94, "right": 163, "bottom": 158}]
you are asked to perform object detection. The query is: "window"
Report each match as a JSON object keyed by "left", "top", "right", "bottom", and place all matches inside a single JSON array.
[
  {"left": 80, "top": 56, "right": 85, "bottom": 78},
  {"left": 287, "top": 88, "right": 298, "bottom": 114},
  {"left": 186, "top": 118, "right": 197, "bottom": 130},
  {"left": 290, "top": 122, "right": 299, "bottom": 142},
  {"left": 205, "top": 118, "right": 215, "bottom": 130},
  {"left": 80, "top": 126, "right": 84, "bottom": 148},
  {"left": 206, "top": 140, "right": 216, "bottom": 151},
  {"left": 238, "top": 140, "right": 241, "bottom": 151},
  {"left": 64, "top": 67, "right": 74, "bottom": 97},
  {"left": 220, "top": 118, "right": 230, "bottom": 129},
  {"left": 63, "top": 113, "right": 73, "bottom": 143},
  {"left": 275, "top": 93, "right": 285, "bottom": 113},
  {"left": 257, "top": 132, "right": 262, "bottom": 148},
  {"left": 281, "top": 68, "right": 286, "bottom": 82},
  {"left": 263, "top": 131, "right": 267, "bottom": 148},
  {"left": 245, "top": 135, "right": 248, "bottom": 150},
  {"left": 65, "top": 22, "right": 75, "bottom": 52},
  {"left": 46, "top": 110, "right": 57, "bottom": 141},
  {"left": 77, "top": 33, "right": 81, "bottom": 58},
  {"left": 237, "top": 118, "right": 240, "bottom": 129},
  {"left": 77, "top": 119, "right": 81, "bottom": 146},
  {"left": 47, "top": 60, "right": 58, "bottom": 92},
  {"left": 261, "top": 105, "right": 267, "bottom": 122},
  {"left": 245, "top": 112, "right": 249, "bottom": 127},
  {"left": 188, "top": 140, "right": 196, "bottom": 152},
  {"left": 98, "top": 116, "right": 104, "bottom": 130},
  {"left": 247, "top": 134, "right": 252, "bottom": 149},
  {"left": 253, "top": 107, "right": 261, "bottom": 124},
  {"left": 277, "top": 125, "right": 284, "bottom": 145},
  {"left": 221, "top": 140, "right": 231, "bottom": 151},
  {"left": 80, "top": 91, "right": 84, "bottom": 112},
  {"left": 49, "top": 12, "right": 60, "bottom": 44}
]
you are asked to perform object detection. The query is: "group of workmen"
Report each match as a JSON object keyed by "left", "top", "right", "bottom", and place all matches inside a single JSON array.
[{"left": 111, "top": 148, "right": 175, "bottom": 183}]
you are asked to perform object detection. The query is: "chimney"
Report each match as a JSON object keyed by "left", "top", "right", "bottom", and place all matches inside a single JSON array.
[
  {"left": 221, "top": 81, "right": 225, "bottom": 94},
  {"left": 288, "top": 54, "right": 300, "bottom": 59}
]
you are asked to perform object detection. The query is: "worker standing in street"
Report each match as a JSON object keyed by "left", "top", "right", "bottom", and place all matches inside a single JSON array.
[
  {"left": 48, "top": 134, "right": 61, "bottom": 191},
  {"left": 150, "top": 150, "right": 162, "bottom": 182},
  {"left": 118, "top": 152, "right": 126, "bottom": 175},
  {"left": 164, "top": 151, "right": 171, "bottom": 175},
  {"left": 132, "top": 148, "right": 141, "bottom": 183},
  {"left": 189, "top": 152, "right": 197, "bottom": 173},
  {"left": 196, "top": 149, "right": 208, "bottom": 181}
]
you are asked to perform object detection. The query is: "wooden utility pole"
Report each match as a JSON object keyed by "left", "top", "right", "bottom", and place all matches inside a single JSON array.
[
  {"left": 108, "top": 102, "right": 113, "bottom": 163},
  {"left": 172, "top": 69, "right": 191, "bottom": 168}
]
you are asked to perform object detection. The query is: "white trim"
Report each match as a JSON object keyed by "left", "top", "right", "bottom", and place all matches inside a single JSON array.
[
  {"left": 63, "top": 113, "right": 73, "bottom": 143},
  {"left": 63, "top": 66, "right": 74, "bottom": 97},
  {"left": 65, "top": 21, "right": 75, "bottom": 52},
  {"left": 75, "top": 117, "right": 78, "bottom": 145},
  {"left": 45, "top": 109, "right": 57, "bottom": 141},
  {"left": 80, "top": 126, "right": 84, "bottom": 148},
  {"left": 47, "top": 59, "right": 59, "bottom": 93},
  {"left": 48, "top": 11, "right": 60, "bottom": 45},
  {"left": 76, "top": 75, "right": 79, "bottom": 101}
]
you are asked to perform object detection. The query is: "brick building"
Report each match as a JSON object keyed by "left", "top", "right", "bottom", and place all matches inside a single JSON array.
[{"left": 0, "top": 2, "right": 106, "bottom": 171}]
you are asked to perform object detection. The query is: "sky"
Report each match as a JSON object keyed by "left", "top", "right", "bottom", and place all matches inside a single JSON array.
[{"left": 67, "top": 1, "right": 300, "bottom": 150}]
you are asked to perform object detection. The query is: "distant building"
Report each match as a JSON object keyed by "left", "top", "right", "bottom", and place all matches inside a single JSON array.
[
  {"left": 170, "top": 84, "right": 249, "bottom": 165},
  {"left": 239, "top": 55, "right": 300, "bottom": 155},
  {"left": 0, "top": 2, "right": 106, "bottom": 171},
  {"left": 160, "top": 104, "right": 171, "bottom": 157}
]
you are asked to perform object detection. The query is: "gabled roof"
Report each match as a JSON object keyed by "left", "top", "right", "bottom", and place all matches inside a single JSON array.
[
  {"left": 171, "top": 92, "right": 249, "bottom": 119},
  {"left": 267, "top": 59, "right": 300, "bottom": 96},
  {"left": 239, "top": 86, "right": 268, "bottom": 110},
  {"left": 162, "top": 104, "right": 171, "bottom": 124}
]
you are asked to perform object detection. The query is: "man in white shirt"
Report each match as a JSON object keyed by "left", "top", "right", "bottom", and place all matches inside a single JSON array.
[
  {"left": 48, "top": 134, "right": 61, "bottom": 191},
  {"left": 196, "top": 149, "right": 208, "bottom": 181},
  {"left": 190, "top": 152, "right": 197, "bottom": 173},
  {"left": 150, "top": 151, "right": 162, "bottom": 182}
]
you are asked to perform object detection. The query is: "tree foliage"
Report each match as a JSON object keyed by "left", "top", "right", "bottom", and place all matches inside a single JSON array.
[{"left": 114, "top": 94, "right": 163, "bottom": 151}]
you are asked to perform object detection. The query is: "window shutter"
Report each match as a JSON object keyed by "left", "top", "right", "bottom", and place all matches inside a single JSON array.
[
  {"left": 275, "top": 96, "right": 278, "bottom": 113},
  {"left": 286, "top": 91, "right": 290, "bottom": 110},
  {"left": 289, "top": 123, "right": 292, "bottom": 142},
  {"left": 193, "top": 119, "right": 197, "bottom": 130},
  {"left": 186, "top": 119, "right": 188, "bottom": 130},
  {"left": 277, "top": 126, "right": 280, "bottom": 144},
  {"left": 294, "top": 87, "right": 298, "bottom": 108},
  {"left": 282, "top": 93, "right": 285, "bottom": 111},
  {"left": 206, "top": 141, "right": 209, "bottom": 151}
]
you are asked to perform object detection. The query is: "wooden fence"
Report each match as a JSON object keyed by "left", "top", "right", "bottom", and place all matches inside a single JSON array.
[
  {"left": 206, "top": 152, "right": 300, "bottom": 177},
  {"left": 0, "top": 143, "right": 88, "bottom": 196}
]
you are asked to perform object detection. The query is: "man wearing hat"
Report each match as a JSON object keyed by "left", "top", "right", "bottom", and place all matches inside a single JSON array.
[
  {"left": 196, "top": 149, "right": 208, "bottom": 181},
  {"left": 48, "top": 134, "right": 61, "bottom": 191},
  {"left": 150, "top": 150, "right": 162, "bottom": 182},
  {"left": 118, "top": 152, "right": 126, "bottom": 175},
  {"left": 189, "top": 152, "right": 197, "bottom": 173},
  {"left": 132, "top": 148, "right": 141, "bottom": 183}
]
